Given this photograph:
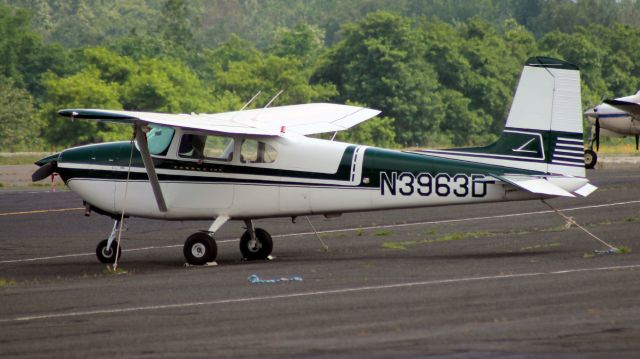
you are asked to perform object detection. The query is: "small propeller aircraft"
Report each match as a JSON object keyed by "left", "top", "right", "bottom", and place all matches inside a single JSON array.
[
  {"left": 33, "top": 56, "right": 597, "bottom": 266},
  {"left": 583, "top": 90, "right": 640, "bottom": 168}
]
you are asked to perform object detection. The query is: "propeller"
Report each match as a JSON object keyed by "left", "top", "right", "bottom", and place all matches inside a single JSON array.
[{"left": 31, "top": 162, "right": 56, "bottom": 182}]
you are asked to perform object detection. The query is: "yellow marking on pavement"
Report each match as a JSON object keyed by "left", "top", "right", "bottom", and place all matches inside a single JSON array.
[{"left": 0, "top": 207, "right": 84, "bottom": 217}]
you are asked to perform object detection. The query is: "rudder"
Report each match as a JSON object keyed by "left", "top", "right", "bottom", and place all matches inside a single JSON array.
[{"left": 505, "top": 56, "right": 584, "bottom": 177}]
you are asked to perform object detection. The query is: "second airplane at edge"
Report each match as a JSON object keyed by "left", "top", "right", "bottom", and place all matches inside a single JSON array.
[{"left": 584, "top": 90, "right": 640, "bottom": 168}]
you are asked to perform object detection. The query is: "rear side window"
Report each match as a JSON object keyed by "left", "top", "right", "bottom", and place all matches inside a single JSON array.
[
  {"left": 179, "top": 134, "right": 234, "bottom": 162},
  {"left": 240, "top": 139, "right": 277, "bottom": 163}
]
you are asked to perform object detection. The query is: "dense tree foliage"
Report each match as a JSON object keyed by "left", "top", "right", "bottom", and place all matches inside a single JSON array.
[
  {"left": 0, "top": 78, "right": 40, "bottom": 151},
  {"left": 1, "top": 0, "right": 640, "bottom": 151}
]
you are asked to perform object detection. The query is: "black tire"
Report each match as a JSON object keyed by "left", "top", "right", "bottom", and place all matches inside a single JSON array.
[
  {"left": 240, "top": 228, "right": 273, "bottom": 260},
  {"left": 96, "top": 239, "right": 122, "bottom": 264},
  {"left": 584, "top": 149, "right": 597, "bottom": 169},
  {"left": 183, "top": 232, "right": 217, "bottom": 265}
]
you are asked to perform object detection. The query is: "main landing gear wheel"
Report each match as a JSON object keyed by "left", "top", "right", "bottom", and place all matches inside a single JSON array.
[
  {"left": 584, "top": 149, "right": 597, "bottom": 169},
  {"left": 240, "top": 228, "right": 273, "bottom": 261},
  {"left": 96, "top": 239, "right": 122, "bottom": 264},
  {"left": 184, "top": 232, "right": 217, "bottom": 265}
]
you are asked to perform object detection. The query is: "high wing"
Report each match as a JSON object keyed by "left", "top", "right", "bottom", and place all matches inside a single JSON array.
[
  {"left": 603, "top": 99, "right": 640, "bottom": 117},
  {"left": 58, "top": 103, "right": 381, "bottom": 136}
]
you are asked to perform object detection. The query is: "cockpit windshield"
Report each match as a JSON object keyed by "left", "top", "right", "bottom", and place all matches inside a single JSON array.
[{"left": 146, "top": 126, "right": 175, "bottom": 156}]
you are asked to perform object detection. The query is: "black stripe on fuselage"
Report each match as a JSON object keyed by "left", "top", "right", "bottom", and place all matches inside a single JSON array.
[{"left": 65, "top": 177, "right": 381, "bottom": 191}]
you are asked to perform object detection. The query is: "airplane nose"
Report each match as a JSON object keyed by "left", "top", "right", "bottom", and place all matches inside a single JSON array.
[
  {"left": 584, "top": 106, "right": 598, "bottom": 117},
  {"left": 32, "top": 153, "right": 60, "bottom": 182}
]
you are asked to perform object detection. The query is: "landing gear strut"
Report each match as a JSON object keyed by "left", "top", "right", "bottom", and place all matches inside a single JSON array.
[
  {"left": 585, "top": 125, "right": 598, "bottom": 169},
  {"left": 240, "top": 220, "right": 273, "bottom": 260}
]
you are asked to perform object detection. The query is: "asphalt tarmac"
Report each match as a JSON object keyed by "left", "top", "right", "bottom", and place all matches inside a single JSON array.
[{"left": 1, "top": 167, "right": 640, "bottom": 358}]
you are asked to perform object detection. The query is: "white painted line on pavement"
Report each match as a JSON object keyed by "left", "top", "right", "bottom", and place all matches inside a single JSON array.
[{"left": 2, "top": 263, "right": 639, "bottom": 323}]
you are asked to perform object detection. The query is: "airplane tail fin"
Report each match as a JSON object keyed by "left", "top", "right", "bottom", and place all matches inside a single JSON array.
[
  {"left": 415, "top": 57, "right": 596, "bottom": 197},
  {"left": 501, "top": 56, "right": 585, "bottom": 177},
  {"left": 428, "top": 57, "right": 586, "bottom": 178}
]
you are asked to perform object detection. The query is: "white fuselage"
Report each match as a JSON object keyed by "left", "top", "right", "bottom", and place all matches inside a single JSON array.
[{"left": 59, "top": 129, "right": 589, "bottom": 221}]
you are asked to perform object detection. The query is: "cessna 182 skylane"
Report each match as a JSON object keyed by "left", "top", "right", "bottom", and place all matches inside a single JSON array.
[
  {"left": 33, "top": 56, "right": 597, "bottom": 266},
  {"left": 583, "top": 90, "right": 640, "bottom": 168}
]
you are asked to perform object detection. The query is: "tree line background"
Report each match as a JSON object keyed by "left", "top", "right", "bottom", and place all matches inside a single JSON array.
[{"left": 2, "top": 0, "right": 640, "bottom": 151}]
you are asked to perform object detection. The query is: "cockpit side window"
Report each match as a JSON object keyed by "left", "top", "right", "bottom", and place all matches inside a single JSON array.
[
  {"left": 240, "top": 139, "right": 277, "bottom": 163},
  {"left": 146, "top": 126, "right": 175, "bottom": 156},
  {"left": 178, "top": 134, "right": 234, "bottom": 162}
]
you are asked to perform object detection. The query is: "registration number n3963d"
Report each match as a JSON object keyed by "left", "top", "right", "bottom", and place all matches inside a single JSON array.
[{"left": 380, "top": 172, "right": 491, "bottom": 198}]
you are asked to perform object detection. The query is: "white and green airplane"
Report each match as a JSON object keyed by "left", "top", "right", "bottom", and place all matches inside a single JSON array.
[{"left": 33, "top": 56, "right": 596, "bottom": 266}]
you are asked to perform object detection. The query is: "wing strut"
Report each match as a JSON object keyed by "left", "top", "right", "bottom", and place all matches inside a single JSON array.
[{"left": 135, "top": 123, "right": 168, "bottom": 212}]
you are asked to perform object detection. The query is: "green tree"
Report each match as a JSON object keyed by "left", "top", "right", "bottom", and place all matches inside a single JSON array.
[
  {"left": 316, "top": 11, "right": 444, "bottom": 146},
  {"left": 214, "top": 54, "right": 336, "bottom": 107},
  {"left": 40, "top": 68, "right": 128, "bottom": 147},
  {"left": 123, "top": 57, "right": 216, "bottom": 113},
  {"left": 0, "top": 3, "right": 71, "bottom": 99},
  {"left": 422, "top": 17, "right": 525, "bottom": 138},
  {"left": 438, "top": 89, "right": 494, "bottom": 146},
  {"left": 83, "top": 47, "right": 136, "bottom": 83},
  {"left": 0, "top": 78, "right": 41, "bottom": 151},
  {"left": 156, "top": 0, "right": 195, "bottom": 49},
  {"left": 192, "top": 34, "right": 261, "bottom": 85},
  {"left": 269, "top": 23, "right": 326, "bottom": 65},
  {"left": 336, "top": 116, "right": 397, "bottom": 148}
]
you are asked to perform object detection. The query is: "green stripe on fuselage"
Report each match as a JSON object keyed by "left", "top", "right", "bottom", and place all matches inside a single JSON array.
[
  {"left": 361, "top": 147, "right": 541, "bottom": 188},
  {"left": 440, "top": 128, "right": 583, "bottom": 160}
]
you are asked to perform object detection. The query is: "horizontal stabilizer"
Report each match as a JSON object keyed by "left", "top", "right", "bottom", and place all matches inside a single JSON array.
[
  {"left": 603, "top": 99, "right": 640, "bottom": 117},
  {"left": 573, "top": 183, "right": 598, "bottom": 197},
  {"left": 496, "top": 174, "right": 575, "bottom": 197}
]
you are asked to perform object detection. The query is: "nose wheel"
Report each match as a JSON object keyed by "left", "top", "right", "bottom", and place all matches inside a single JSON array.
[
  {"left": 96, "top": 219, "right": 124, "bottom": 263},
  {"left": 183, "top": 232, "right": 218, "bottom": 265},
  {"left": 96, "top": 238, "right": 122, "bottom": 263}
]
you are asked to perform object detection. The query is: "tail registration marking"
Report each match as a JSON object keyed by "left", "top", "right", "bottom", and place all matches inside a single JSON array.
[{"left": 380, "top": 172, "right": 492, "bottom": 198}]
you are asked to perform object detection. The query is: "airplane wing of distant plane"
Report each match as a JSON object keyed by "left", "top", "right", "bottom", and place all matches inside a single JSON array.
[
  {"left": 603, "top": 99, "right": 640, "bottom": 117},
  {"left": 58, "top": 103, "right": 381, "bottom": 136}
]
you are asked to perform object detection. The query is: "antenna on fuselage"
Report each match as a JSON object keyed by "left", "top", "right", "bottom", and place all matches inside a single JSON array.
[
  {"left": 236, "top": 90, "right": 283, "bottom": 131},
  {"left": 264, "top": 90, "right": 284, "bottom": 108},
  {"left": 240, "top": 90, "right": 262, "bottom": 111}
]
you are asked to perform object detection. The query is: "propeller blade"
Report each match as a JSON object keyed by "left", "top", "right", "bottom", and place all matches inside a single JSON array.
[
  {"left": 595, "top": 118, "right": 600, "bottom": 151},
  {"left": 31, "top": 162, "right": 55, "bottom": 182},
  {"left": 636, "top": 135, "right": 639, "bottom": 151}
]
